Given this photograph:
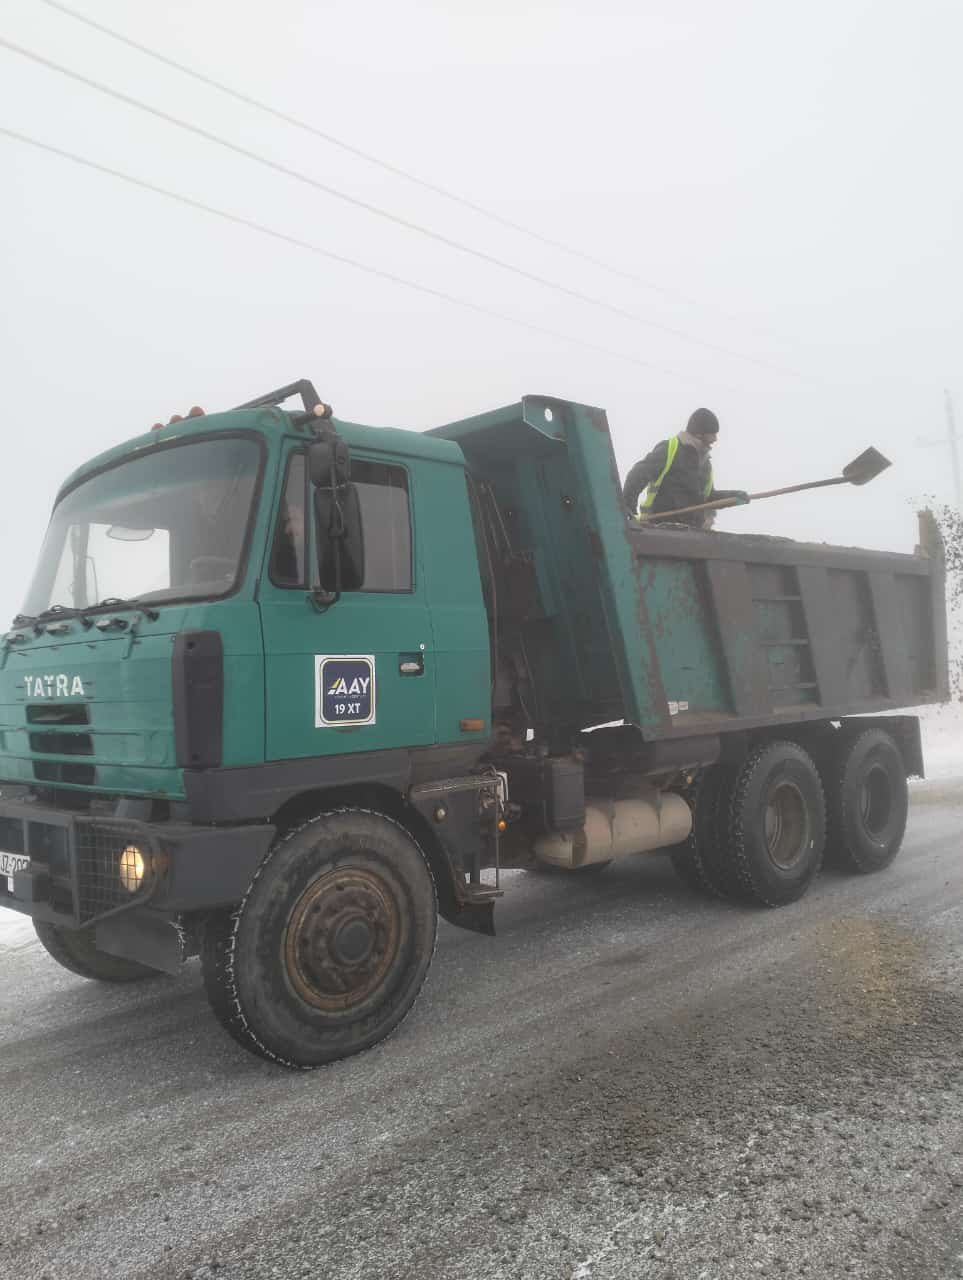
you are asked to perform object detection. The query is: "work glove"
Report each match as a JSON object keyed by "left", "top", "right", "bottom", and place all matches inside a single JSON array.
[{"left": 731, "top": 491, "right": 750, "bottom": 505}]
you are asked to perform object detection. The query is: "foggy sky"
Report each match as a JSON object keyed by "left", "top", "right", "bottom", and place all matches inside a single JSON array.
[{"left": 2, "top": 0, "right": 960, "bottom": 621}]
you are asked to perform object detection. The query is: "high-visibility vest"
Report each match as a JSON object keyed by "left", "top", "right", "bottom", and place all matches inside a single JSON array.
[{"left": 638, "top": 435, "right": 713, "bottom": 515}]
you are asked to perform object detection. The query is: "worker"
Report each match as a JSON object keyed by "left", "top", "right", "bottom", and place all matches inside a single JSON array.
[{"left": 622, "top": 408, "right": 749, "bottom": 529}]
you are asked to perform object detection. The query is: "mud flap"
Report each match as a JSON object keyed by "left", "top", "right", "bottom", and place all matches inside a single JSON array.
[
  {"left": 96, "top": 910, "right": 188, "bottom": 975},
  {"left": 446, "top": 899, "right": 496, "bottom": 937}
]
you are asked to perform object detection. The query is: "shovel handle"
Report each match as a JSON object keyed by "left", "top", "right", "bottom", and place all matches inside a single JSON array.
[
  {"left": 637, "top": 495, "right": 741, "bottom": 522},
  {"left": 749, "top": 476, "right": 848, "bottom": 501},
  {"left": 639, "top": 475, "right": 848, "bottom": 524}
]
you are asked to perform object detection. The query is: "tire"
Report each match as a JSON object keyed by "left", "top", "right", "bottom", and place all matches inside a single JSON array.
[
  {"left": 201, "top": 810, "right": 438, "bottom": 1069},
  {"left": 823, "top": 729, "right": 908, "bottom": 874},
  {"left": 725, "top": 741, "right": 826, "bottom": 907},
  {"left": 670, "top": 766, "right": 742, "bottom": 899},
  {"left": 34, "top": 921, "right": 161, "bottom": 982}
]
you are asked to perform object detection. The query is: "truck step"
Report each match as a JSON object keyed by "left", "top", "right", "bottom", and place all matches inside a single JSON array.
[{"left": 463, "top": 884, "right": 503, "bottom": 902}]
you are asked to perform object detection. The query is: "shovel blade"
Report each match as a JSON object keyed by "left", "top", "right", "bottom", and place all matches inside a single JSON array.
[{"left": 842, "top": 446, "right": 891, "bottom": 486}]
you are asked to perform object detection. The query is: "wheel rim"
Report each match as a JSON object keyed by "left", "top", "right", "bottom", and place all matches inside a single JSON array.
[
  {"left": 859, "top": 763, "right": 892, "bottom": 837},
  {"left": 284, "top": 866, "right": 401, "bottom": 1012},
  {"left": 763, "top": 780, "right": 810, "bottom": 870}
]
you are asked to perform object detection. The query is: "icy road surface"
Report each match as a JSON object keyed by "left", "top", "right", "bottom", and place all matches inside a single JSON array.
[{"left": 1, "top": 776, "right": 961, "bottom": 1280}]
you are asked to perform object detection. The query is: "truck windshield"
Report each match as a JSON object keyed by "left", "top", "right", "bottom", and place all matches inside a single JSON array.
[{"left": 21, "top": 436, "right": 262, "bottom": 617}]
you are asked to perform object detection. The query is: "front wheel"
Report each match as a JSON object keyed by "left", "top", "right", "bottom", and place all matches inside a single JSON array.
[
  {"left": 34, "top": 921, "right": 161, "bottom": 982},
  {"left": 201, "top": 811, "right": 438, "bottom": 1068}
]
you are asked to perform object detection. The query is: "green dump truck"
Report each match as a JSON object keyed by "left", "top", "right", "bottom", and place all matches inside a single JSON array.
[{"left": 0, "top": 382, "right": 948, "bottom": 1066}]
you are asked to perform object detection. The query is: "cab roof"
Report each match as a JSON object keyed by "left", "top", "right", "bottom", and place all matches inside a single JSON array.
[{"left": 56, "top": 405, "right": 466, "bottom": 501}]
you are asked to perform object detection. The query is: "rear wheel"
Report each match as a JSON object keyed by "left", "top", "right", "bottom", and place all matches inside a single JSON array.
[
  {"left": 34, "top": 921, "right": 160, "bottom": 982},
  {"left": 670, "top": 766, "right": 741, "bottom": 899},
  {"left": 725, "top": 741, "right": 826, "bottom": 907},
  {"left": 201, "top": 811, "right": 437, "bottom": 1068},
  {"left": 823, "top": 729, "right": 908, "bottom": 873}
]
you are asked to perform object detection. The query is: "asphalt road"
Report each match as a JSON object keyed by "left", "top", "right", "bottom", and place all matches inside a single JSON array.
[{"left": 1, "top": 783, "right": 961, "bottom": 1280}]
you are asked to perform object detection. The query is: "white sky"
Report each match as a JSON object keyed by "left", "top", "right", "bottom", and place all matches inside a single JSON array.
[{"left": 1, "top": 0, "right": 961, "bottom": 621}]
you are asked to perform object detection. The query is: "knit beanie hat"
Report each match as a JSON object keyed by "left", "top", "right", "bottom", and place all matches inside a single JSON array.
[{"left": 687, "top": 408, "right": 720, "bottom": 436}]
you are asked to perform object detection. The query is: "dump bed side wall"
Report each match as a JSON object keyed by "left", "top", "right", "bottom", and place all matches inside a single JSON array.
[{"left": 623, "top": 526, "right": 947, "bottom": 737}]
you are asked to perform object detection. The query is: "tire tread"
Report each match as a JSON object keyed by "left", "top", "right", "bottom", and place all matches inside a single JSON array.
[
  {"left": 822, "top": 728, "right": 907, "bottom": 874},
  {"left": 726, "top": 740, "right": 825, "bottom": 908},
  {"left": 670, "top": 767, "right": 741, "bottom": 900}
]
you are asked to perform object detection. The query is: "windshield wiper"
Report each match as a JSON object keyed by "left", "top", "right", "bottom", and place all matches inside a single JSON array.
[
  {"left": 35, "top": 604, "right": 87, "bottom": 623},
  {"left": 28, "top": 604, "right": 95, "bottom": 632},
  {"left": 94, "top": 597, "right": 160, "bottom": 622},
  {"left": 8, "top": 605, "right": 90, "bottom": 634}
]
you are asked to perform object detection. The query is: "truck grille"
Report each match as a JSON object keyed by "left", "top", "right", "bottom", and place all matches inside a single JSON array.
[
  {"left": 0, "top": 815, "right": 25, "bottom": 856},
  {"left": 21, "top": 705, "right": 97, "bottom": 786},
  {"left": 33, "top": 762, "right": 97, "bottom": 786},
  {"left": 26, "top": 704, "right": 90, "bottom": 725},
  {"left": 29, "top": 731, "right": 94, "bottom": 756}
]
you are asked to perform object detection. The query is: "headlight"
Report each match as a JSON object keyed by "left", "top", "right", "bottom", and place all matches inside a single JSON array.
[{"left": 118, "top": 844, "right": 146, "bottom": 893}]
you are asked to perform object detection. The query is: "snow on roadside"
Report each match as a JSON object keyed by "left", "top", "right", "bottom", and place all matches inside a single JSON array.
[
  {"left": 915, "top": 701, "right": 963, "bottom": 780},
  {"left": 0, "top": 907, "right": 39, "bottom": 953}
]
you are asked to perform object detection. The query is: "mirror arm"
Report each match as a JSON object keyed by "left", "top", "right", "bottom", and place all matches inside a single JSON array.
[
  {"left": 307, "top": 586, "right": 339, "bottom": 613},
  {"left": 310, "top": 434, "right": 348, "bottom": 611}
]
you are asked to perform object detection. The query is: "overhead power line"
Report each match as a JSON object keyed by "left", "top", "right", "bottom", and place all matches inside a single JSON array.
[
  {"left": 36, "top": 0, "right": 765, "bottom": 325},
  {"left": 0, "top": 32, "right": 808, "bottom": 382},
  {"left": 0, "top": 125, "right": 729, "bottom": 389}
]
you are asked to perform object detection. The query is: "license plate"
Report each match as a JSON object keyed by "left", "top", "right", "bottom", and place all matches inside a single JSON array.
[{"left": 0, "top": 850, "right": 29, "bottom": 893}]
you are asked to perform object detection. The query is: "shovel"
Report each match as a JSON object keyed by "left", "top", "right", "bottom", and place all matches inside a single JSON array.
[{"left": 640, "top": 447, "right": 891, "bottom": 524}]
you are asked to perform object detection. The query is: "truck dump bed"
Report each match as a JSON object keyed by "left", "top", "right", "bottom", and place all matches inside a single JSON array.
[{"left": 432, "top": 396, "right": 948, "bottom": 742}]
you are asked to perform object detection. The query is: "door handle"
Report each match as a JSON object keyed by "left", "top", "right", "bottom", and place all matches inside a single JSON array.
[{"left": 399, "top": 654, "right": 425, "bottom": 676}]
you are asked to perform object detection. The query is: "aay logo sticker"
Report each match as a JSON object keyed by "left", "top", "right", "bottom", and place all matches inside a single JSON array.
[{"left": 315, "top": 655, "right": 376, "bottom": 728}]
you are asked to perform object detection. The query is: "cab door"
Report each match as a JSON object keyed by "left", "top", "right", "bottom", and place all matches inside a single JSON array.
[{"left": 258, "top": 447, "right": 436, "bottom": 761}]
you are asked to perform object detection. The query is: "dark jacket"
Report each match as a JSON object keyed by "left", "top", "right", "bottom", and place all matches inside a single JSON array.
[{"left": 622, "top": 436, "right": 740, "bottom": 527}]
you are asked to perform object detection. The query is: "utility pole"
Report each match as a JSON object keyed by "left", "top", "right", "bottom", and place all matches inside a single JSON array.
[
  {"left": 946, "top": 389, "right": 962, "bottom": 513},
  {"left": 917, "top": 391, "right": 962, "bottom": 512}
]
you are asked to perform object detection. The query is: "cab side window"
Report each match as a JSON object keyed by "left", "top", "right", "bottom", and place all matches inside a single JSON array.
[
  {"left": 315, "top": 460, "right": 412, "bottom": 594},
  {"left": 270, "top": 453, "right": 308, "bottom": 588},
  {"left": 352, "top": 461, "right": 412, "bottom": 592}
]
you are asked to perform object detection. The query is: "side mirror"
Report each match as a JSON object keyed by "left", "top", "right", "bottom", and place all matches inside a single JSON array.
[
  {"left": 309, "top": 433, "right": 351, "bottom": 488},
  {"left": 314, "top": 484, "right": 365, "bottom": 593}
]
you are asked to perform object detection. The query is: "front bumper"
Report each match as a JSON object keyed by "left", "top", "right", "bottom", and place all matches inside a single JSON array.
[{"left": 0, "top": 796, "right": 275, "bottom": 929}]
